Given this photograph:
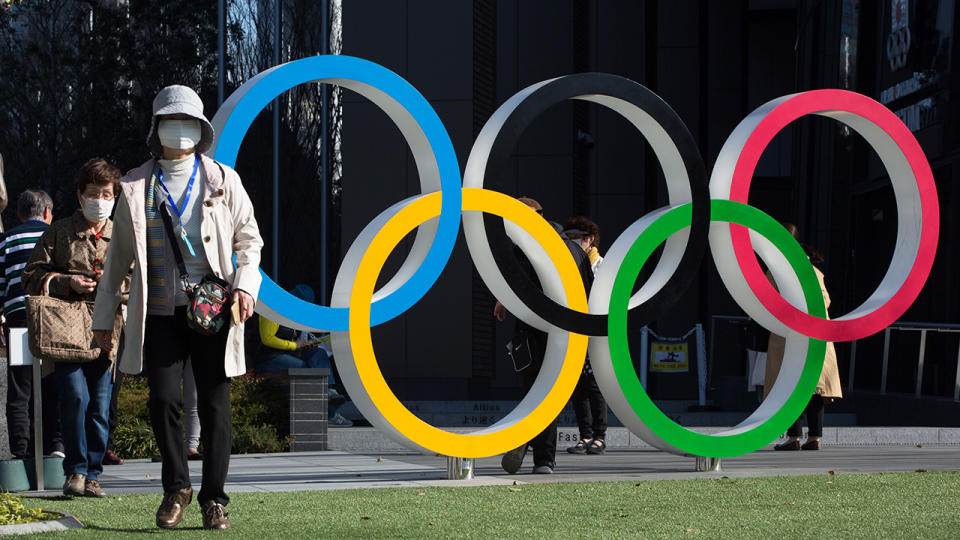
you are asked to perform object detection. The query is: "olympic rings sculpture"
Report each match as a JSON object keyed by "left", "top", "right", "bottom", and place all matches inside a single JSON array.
[{"left": 209, "top": 56, "right": 938, "bottom": 459}]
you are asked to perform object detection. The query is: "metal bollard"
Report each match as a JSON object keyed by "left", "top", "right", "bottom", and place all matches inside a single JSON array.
[
  {"left": 446, "top": 457, "right": 474, "bottom": 480},
  {"left": 31, "top": 354, "right": 43, "bottom": 491},
  {"left": 695, "top": 456, "right": 721, "bottom": 472}
]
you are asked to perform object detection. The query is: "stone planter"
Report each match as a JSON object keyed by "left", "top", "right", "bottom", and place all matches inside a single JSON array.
[
  {"left": 0, "top": 459, "right": 30, "bottom": 492},
  {"left": 0, "top": 457, "right": 65, "bottom": 492},
  {"left": 0, "top": 510, "right": 83, "bottom": 535},
  {"left": 25, "top": 456, "right": 66, "bottom": 491}
]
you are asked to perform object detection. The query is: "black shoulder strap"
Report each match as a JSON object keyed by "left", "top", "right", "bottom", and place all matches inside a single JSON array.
[
  {"left": 157, "top": 157, "right": 225, "bottom": 289},
  {"left": 157, "top": 202, "right": 189, "bottom": 284}
]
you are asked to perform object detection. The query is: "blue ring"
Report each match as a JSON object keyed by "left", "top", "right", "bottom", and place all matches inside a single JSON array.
[{"left": 213, "top": 55, "right": 462, "bottom": 330}]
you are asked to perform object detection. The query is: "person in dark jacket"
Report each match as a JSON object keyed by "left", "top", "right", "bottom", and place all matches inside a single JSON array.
[
  {"left": 561, "top": 216, "right": 608, "bottom": 455},
  {"left": 496, "top": 197, "right": 593, "bottom": 474},
  {"left": 0, "top": 154, "right": 11, "bottom": 232},
  {"left": 3, "top": 189, "right": 57, "bottom": 460}
]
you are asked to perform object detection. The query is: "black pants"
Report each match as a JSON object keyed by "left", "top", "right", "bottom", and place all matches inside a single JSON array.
[
  {"left": 787, "top": 394, "right": 824, "bottom": 438},
  {"left": 145, "top": 307, "right": 231, "bottom": 506},
  {"left": 6, "top": 365, "right": 61, "bottom": 459},
  {"left": 571, "top": 366, "right": 607, "bottom": 440},
  {"left": 5, "top": 323, "right": 61, "bottom": 459},
  {"left": 519, "top": 330, "right": 556, "bottom": 469}
]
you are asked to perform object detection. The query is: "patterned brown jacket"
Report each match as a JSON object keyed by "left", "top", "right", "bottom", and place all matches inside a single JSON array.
[{"left": 22, "top": 210, "right": 128, "bottom": 301}]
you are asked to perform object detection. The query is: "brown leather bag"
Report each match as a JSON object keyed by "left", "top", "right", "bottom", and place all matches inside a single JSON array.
[{"left": 24, "top": 274, "right": 122, "bottom": 362}]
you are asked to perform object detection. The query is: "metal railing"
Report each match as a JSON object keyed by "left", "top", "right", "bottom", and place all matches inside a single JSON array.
[
  {"left": 639, "top": 324, "right": 708, "bottom": 406},
  {"left": 707, "top": 315, "right": 751, "bottom": 395},
  {"left": 847, "top": 321, "right": 960, "bottom": 401},
  {"left": 709, "top": 316, "right": 960, "bottom": 402}
]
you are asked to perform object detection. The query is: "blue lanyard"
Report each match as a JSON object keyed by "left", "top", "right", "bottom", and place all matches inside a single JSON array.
[
  {"left": 156, "top": 156, "right": 200, "bottom": 257},
  {"left": 156, "top": 155, "right": 199, "bottom": 218}
]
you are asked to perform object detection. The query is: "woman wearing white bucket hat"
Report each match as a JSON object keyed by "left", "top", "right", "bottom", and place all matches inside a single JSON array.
[{"left": 93, "top": 85, "right": 263, "bottom": 530}]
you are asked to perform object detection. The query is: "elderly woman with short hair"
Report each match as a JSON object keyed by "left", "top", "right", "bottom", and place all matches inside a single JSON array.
[
  {"left": 23, "top": 158, "right": 123, "bottom": 498},
  {"left": 93, "top": 85, "right": 263, "bottom": 530}
]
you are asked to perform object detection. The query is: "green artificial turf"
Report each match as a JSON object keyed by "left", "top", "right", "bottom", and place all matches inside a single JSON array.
[{"left": 20, "top": 471, "right": 960, "bottom": 538}]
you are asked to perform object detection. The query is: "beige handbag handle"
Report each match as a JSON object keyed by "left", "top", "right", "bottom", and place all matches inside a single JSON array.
[{"left": 40, "top": 273, "right": 57, "bottom": 297}]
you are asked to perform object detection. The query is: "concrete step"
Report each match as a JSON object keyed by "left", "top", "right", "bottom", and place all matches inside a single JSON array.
[
  {"left": 397, "top": 399, "right": 702, "bottom": 416},
  {"left": 666, "top": 412, "right": 857, "bottom": 427},
  {"left": 337, "top": 400, "right": 855, "bottom": 428},
  {"left": 328, "top": 426, "right": 960, "bottom": 453}
]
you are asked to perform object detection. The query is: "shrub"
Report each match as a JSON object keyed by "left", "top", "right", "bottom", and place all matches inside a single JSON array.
[
  {"left": 0, "top": 492, "right": 58, "bottom": 525},
  {"left": 114, "top": 373, "right": 291, "bottom": 456},
  {"left": 232, "top": 423, "right": 286, "bottom": 454},
  {"left": 230, "top": 374, "right": 290, "bottom": 447},
  {"left": 117, "top": 375, "right": 151, "bottom": 424},
  {"left": 111, "top": 417, "right": 159, "bottom": 460}
]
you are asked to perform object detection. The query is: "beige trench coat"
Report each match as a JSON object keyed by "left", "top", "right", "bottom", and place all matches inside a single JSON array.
[
  {"left": 763, "top": 266, "right": 843, "bottom": 401},
  {"left": 92, "top": 155, "right": 263, "bottom": 377}
]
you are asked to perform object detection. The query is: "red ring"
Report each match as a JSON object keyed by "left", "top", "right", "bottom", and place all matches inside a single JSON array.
[{"left": 727, "top": 89, "right": 938, "bottom": 342}]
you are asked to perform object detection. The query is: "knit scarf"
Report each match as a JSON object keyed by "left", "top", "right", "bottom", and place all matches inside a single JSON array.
[{"left": 145, "top": 163, "right": 169, "bottom": 309}]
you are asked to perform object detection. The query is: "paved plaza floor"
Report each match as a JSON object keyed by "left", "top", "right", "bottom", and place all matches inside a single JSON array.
[{"left": 42, "top": 444, "right": 954, "bottom": 496}]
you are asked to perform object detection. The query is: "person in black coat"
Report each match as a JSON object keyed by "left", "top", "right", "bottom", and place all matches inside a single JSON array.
[
  {"left": 496, "top": 198, "right": 593, "bottom": 474},
  {"left": 561, "top": 216, "right": 608, "bottom": 456}
]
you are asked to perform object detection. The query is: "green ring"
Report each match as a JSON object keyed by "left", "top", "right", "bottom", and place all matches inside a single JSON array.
[{"left": 607, "top": 199, "right": 826, "bottom": 457}]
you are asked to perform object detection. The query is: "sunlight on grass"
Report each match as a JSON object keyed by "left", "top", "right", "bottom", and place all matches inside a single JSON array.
[{"left": 20, "top": 471, "right": 960, "bottom": 538}]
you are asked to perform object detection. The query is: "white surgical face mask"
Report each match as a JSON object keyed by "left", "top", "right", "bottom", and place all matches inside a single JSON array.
[
  {"left": 157, "top": 119, "right": 202, "bottom": 150},
  {"left": 81, "top": 196, "right": 114, "bottom": 223}
]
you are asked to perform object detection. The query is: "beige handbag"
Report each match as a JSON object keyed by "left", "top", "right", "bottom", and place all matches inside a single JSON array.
[{"left": 24, "top": 274, "right": 122, "bottom": 362}]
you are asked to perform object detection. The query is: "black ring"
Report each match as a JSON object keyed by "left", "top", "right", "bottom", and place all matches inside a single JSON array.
[{"left": 480, "top": 73, "right": 709, "bottom": 335}]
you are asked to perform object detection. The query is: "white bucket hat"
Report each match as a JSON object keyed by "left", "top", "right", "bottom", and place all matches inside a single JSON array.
[{"left": 146, "top": 85, "right": 215, "bottom": 155}]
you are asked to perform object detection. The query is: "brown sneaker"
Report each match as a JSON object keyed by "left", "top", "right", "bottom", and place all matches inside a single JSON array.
[
  {"left": 156, "top": 487, "right": 193, "bottom": 529},
  {"left": 201, "top": 500, "right": 231, "bottom": 530},
  {"left": 63, "top": 473, "right": 85, "bottom": 496},
  {"left": 84, "top": 479, "right": 107, "bottom": 498}
]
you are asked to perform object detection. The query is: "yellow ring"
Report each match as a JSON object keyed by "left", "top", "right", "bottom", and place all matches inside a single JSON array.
[{"left": 347, "top": 188, "right": 589, "bottom": 457}]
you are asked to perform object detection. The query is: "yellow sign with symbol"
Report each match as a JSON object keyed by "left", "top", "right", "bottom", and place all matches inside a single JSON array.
[{"left": 651, "top": 342, "right": 688, "bottom": 372}]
